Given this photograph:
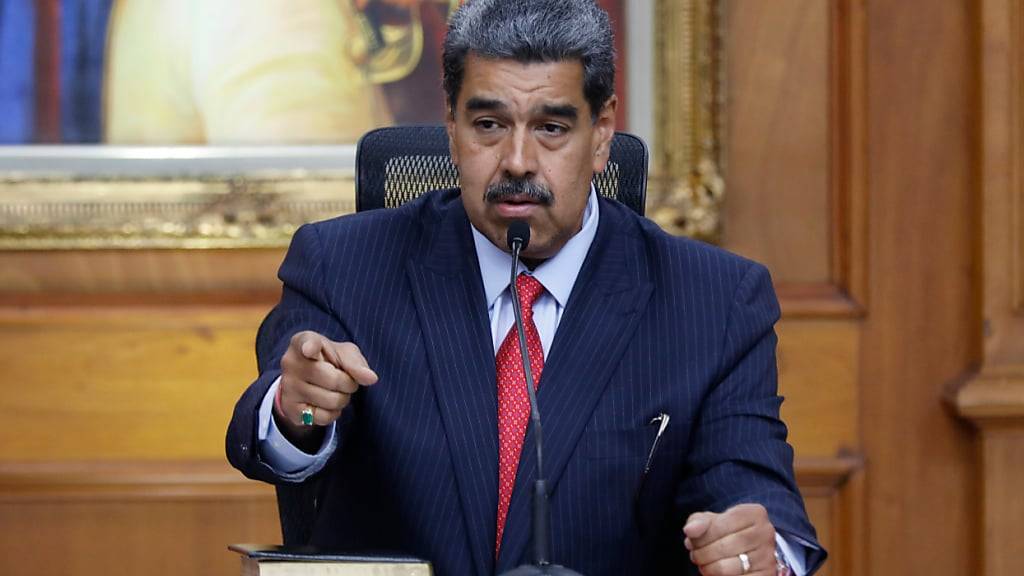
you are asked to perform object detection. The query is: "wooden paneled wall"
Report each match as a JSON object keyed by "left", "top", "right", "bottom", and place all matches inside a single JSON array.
[
  {"left": 0, "top": 255, "right": 285, "bottom": 575},
  {"left": 724, "top": 2, "right": 869, "bottom": 573},
  {"left": 1, "top": 1, "right": 1018, "bottom": 575},
  {"left": 724, "top": 0, "right": 1006, "bottom": 574}
]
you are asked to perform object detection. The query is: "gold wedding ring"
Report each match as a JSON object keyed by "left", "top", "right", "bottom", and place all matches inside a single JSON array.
[{"left": 301, "top": 405, "right": 316, "bottom": 426}]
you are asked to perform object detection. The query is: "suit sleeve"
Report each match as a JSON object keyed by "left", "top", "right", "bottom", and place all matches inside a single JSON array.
[
  {"left": 674, "top": 263, "right": 827, "bottom": 574},
  {"left": 226, "top": 222, "right": 354, "bottom": 484}
]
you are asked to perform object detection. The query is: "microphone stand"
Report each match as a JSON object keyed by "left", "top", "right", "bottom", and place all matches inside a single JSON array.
[{"left": 501, "top": 223, "right": 582, "bottom": 576}]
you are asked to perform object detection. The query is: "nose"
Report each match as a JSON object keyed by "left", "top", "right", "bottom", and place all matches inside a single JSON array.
[{"left": 499, "top": 127, "right": 538, "bottom": 180}]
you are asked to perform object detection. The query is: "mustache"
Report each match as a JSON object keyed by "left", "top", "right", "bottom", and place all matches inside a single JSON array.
[{"left": 483, "top": 178, "right": 554, "bottom": 205}]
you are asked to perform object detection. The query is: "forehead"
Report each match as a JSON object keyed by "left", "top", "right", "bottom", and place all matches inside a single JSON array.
[{"left": 457, "top": 55, "right": 588, "bottom": 113}]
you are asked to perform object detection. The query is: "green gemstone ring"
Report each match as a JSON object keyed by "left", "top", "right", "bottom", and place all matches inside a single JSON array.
[{"left": 301, "top": 406, "right": 315, "bottom": 426}]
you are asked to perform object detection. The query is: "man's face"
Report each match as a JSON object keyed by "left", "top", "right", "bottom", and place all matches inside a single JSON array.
[{"left": 446, "top": 55, "right": 617, "bottom": 260}]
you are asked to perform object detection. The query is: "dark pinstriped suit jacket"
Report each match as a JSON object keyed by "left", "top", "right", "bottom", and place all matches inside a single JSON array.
[{"left": 226, "top": 189, "right": 825, "bottom": 575}]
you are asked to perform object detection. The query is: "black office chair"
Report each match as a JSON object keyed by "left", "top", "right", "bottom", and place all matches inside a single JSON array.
[
  {"left": 354, "top": 125, "right": 648, "bottom": 215},
  {"left": 274, "top": 125, "right": 649, "bottom": 546}
]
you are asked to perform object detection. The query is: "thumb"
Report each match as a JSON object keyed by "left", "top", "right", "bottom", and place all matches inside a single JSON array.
[
  {"left": 346, "top": 362, "right": 379, "bottom": 386},
  {"left": 326, "top": 341, "right": 380, "bottom": 386},
  {"left": 683, "top": 512, "right": 713, "bottom": 540}
]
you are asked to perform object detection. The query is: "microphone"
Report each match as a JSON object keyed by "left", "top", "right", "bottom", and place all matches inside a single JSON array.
[{"left": 500, "top": 221, "right": 582, "bottom": 576}]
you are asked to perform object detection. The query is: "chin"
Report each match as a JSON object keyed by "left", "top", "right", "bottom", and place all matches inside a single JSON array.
[{"left": 521, "top": 242, "right": 557, "bottom": 261}]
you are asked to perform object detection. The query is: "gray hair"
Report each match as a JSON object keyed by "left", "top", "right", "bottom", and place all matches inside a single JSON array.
[{"left": 442, "top": 0, "right": 616, "bottom": 119}]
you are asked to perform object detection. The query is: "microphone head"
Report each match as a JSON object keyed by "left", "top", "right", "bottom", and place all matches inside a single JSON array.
[{"left": 507, "top": 220, "right": 531, "bottom": 252}]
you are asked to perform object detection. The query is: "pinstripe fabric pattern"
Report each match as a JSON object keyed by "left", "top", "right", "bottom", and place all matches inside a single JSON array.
[{"left": 226, "top": 188, "right": 825, "bottom": 575}]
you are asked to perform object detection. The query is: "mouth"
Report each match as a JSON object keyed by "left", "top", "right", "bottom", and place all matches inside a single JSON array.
[
  {"left": 497, "top": 194, "right": 542, "bottom": 206},
  {"left": 493, "top": 195, "right": 542, "bottom": 218}
]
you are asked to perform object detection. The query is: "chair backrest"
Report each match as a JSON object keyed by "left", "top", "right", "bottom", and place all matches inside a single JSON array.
[{"left": 355, "top": 125, "right": 648, "bottom": 215}]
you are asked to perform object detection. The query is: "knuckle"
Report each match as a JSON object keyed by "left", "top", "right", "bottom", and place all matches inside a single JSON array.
[
  {"left": 703, "top": 562, "right": 727, "bottom": 576},
  {"left": 736, "top": 502, "right": 757, "bottom": 514},
  {"left": 337, "top": 373, "right": 359, "bottom": 393},
  {"left": 279, "top": 374, "right": 300, "bottom": 396},
  {"left": 326, "top": 392, "right": 350, "bottom": 411},
  {"left": 749, "top": 503, "right": 768, "bottom": 519},
  {"left": 689, "top": 550, "right": 706, "bottom": 567},
  {"left": 312, "top": 361, "right": 333, "bottom": 383},
  {"left": 711, "top": 537, "right": 730, "bottom": 557},
  {"left": 280, "top": 349, "right": 297, "bottom": 370}
]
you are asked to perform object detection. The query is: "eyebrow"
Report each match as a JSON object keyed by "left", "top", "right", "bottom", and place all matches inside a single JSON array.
[
  {"left": 539, "top": 104, "right": 579, "bottom": 120},
  {"left": 462, "top": 98, "right": 580, "bottom": 121},
  {"left": 465, "top": 97, "right": 506, "bottom": 112}
]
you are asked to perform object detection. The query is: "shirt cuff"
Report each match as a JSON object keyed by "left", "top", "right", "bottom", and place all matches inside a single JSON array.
[
  {"left": 258, "top": 376, "right": 336, "bottom": 474},
  {"left": 775, "top": 532, "right": 809, "bottom": 576}
]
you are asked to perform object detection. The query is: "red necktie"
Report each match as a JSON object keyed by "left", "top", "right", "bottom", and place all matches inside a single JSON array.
[{"left": 495, "top": 273, "right": 546, "bottom": 556}]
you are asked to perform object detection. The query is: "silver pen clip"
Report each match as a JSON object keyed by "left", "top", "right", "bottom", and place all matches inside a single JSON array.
[{"left": 643, "top": 412, "right": 671, "bottom": 476}]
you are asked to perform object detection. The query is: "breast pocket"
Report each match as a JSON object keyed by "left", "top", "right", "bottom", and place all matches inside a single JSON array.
[{"left": 581, "top": 427, "right": 657, "bottom": 460}]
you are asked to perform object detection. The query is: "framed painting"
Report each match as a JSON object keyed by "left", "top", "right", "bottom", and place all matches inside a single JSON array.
[{"left": 0, "top": 0, "right": 721, "bottom": 248}]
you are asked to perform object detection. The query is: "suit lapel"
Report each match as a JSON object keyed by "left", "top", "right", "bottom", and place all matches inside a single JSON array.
[
  {"left": 496, "top": 201, "right": 654, "bottom": 571},
  {"left": 406, "top": 196, "right": 497, "bottom": 576}
]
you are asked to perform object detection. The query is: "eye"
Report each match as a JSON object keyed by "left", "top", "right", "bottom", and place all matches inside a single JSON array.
[
  {"left": 538, "top": 123, "right": 568, "bottom": 136},
  {"left": 474, "top": 118, "right": 502, "bottom": 132}
]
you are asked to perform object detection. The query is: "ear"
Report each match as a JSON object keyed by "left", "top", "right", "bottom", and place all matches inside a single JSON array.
[
  {"left": 445, "top": 107, "right": 460, "bottom": 166},
  {"left": 591, "top": 95, "right": 618, "bottom": 173}
]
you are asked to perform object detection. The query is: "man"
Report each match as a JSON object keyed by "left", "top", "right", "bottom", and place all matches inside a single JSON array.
[{"left": 227, "top": 1, "right": 825, "bottom": 574}]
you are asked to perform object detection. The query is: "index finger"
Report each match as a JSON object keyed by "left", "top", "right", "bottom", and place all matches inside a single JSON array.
[{"left": 297, "top": 333, "right": 329, "bottom": 361}]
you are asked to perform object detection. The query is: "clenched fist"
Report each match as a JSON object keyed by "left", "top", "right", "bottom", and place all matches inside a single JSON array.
[
  {"left": 275, "top": 331, "right": 379, "bottom": 448},
  {"left": 684, "top": 503, "right": 780, "bottom": 575}
]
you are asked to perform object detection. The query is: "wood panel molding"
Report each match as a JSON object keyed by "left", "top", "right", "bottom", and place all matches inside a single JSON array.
[
  {"left": 1015, "top": 0, "right": 1024, "bottom": 314},
  {"left": 953, "top": 0, "right": 1024, "bottom": 574},
  {"left": 794, "top": 455, "right": 864, "bottom": 576},
  {"left": 768, "top": 0, "right": 867, "bottom": 320},
  {"left": 828, "top": 0, "right": 869, "bottom": 314},
  {"left": 954, "top": 374, "right": 1024, "bottom": 424},
  {"left": 793, "top": 454, "right": 862, "bottom": 492},
  {"left": 777, "top": 282, "right": 864, "bottom": 319},
  {"left": 1016, "top": 185, "right": 1023, "bottom": 315},
  {"left": 0, "top": 460, "right": 273, "bottom": 502},
  {"left": 860, "top": 0, "right": 979, "bottom": 573},
  {"left": 0, "top": 456, "right": 855, "bottom": 502},
  {"left": 1016, "top": 181, "right": 1023, "bottom": 313},
  {"left": 959, "top": 0, "right": 1024, "bottom": 423},
  {"left": 723, "top": 0, "right": 868, "bottom": 320}
]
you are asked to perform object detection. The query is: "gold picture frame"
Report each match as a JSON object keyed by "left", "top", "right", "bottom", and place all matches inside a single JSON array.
[
  {"left": 649, "top": 0, "right": 724, "bottom": 242},
  {"left": 0, "top": 149, "right": 356, "bottom": 250},
  {"left": 0, "top": 0, "right": 722, "bottom": 250}
]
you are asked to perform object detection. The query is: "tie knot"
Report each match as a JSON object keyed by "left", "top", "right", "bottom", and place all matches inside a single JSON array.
[{"left": 515, "top": 274, "right": 545, "bottom": 311}]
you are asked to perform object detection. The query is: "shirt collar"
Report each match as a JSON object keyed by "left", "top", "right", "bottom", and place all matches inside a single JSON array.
[{"left": 471, "top": 185, "right": 600, "bottom": 310}]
